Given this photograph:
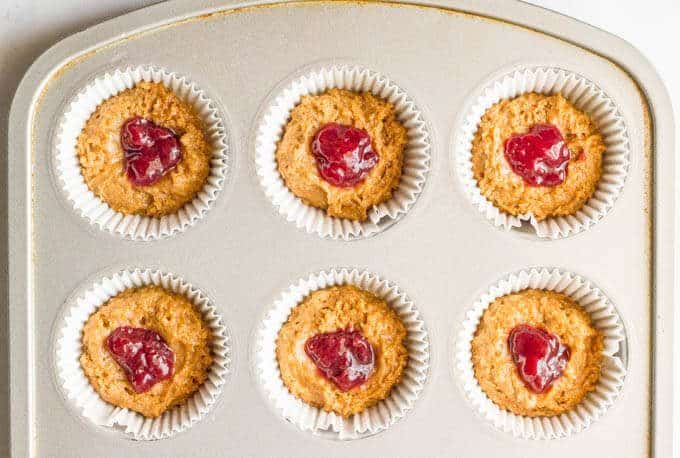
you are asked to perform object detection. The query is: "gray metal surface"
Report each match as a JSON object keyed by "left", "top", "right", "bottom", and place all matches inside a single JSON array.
[{"left": 8, "top": 1, "right": 675, "bottom": 457}]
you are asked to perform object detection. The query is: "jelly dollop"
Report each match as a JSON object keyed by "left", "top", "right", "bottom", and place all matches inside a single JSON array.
[
  {"left": 504, "top": 123, "right": 570, "bottom": 186},
  {"left": 507, "top": 324, "right": 570, "bottom": 394},
  {"left": 106, "top": 326, "right": 175, "bottom": 393},
  {"left": 121, "top": 116, "right": 182, "bottom": 186},
  {"left": 304, "top": 328, "right": 375, "bottom": 391},
  {"left": 311, "top": 123, "right": 378, "bottom": 187}
]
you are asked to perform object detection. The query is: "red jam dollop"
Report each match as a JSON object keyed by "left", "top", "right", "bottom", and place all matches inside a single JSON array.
[
  {"left": 106, "top": 326, "right": 175, "bottom": 393},
  {"left": 507, "top": 324, "right": 570, "bottom": 394},
  {"left": 304, "top": 328, "right": 375, "bottom": 391},
  {"left": 121, "top": 116, "right": 182, "bottom": 186},
  {"left": 504, "top": 123, "right": 570, "bottom": 186},
  {"left": 311, "top": 122, "right": 378, "bottom": 187}
]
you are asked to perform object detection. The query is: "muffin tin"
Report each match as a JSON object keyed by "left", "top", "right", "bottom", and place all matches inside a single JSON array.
[{"left": 7, "top": 0, "right": 674, "bottom": 457}]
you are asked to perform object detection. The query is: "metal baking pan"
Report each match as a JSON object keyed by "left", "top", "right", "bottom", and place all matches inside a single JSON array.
[{"left": 8, "top": 0, "right": 674, "bottom": 456}]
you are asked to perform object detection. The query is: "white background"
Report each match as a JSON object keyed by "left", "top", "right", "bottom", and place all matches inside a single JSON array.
[{"left": 1, "top": 1, "right": 678, "bottom": 457}]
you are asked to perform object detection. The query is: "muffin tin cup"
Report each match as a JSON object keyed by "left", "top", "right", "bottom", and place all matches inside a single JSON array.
[
  {"left": 55, "top": 65, "right": 230, "bottom": 241},
  {"left": 455, "top": 66, "right": 630, "bottom": 239},
  {"left": 254, "top": 268, "right": 430, "bottom": 440},
  {"left": 255, "top": 64, "right": 432, "bottom": 241},
  {"left": 54, "top": 268, "right": 232, "bottom": 440},
  {"left": 454, "top": 267, "right": 626, "bottom": 440}
]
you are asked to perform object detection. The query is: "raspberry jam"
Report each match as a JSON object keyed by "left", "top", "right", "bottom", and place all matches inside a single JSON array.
[
  {"left": 106, "top": 326, "right": 175, "bottom": 393},
  {"left": 311, "top": 123, "right": 378, "bottom": 187},
  {"left": 121, "top": 116, "right": 182, "bottom": 186},
  {"left": 504, "top": 123, "right": 571, "bottom": 186},
  {"left": 304, "top": 328, "right": 375, "bottom": 391},
  {"left": 507, "top": 324, "right": 570, "bottom": 394}
]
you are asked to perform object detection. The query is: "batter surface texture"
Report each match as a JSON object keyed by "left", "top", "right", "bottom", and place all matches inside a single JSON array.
[
  {"left": 80, "top": 285, "right": 213, "bottom": 418},
  {"left": 76, "top": 81, "right": 211, "bottom": 217},
  {"left": 276, "top": 285, "right": 408, "bottom": 417},
  {"left": 275, "top": 89, "right": 407, "bottom": 221},
  {"left": 471, "top": 289, "right": 603, "bottom": 417},
  {"left": 472, "top": 93, "right": 604, "bottom": 220}
]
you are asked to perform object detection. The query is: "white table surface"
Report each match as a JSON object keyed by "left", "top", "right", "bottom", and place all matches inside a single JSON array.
[{"left": 1, "top": 1, "right": 678, "bottom": 457}]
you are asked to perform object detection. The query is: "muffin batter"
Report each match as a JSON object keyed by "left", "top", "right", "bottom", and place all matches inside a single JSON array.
[
  {"left": 80, "top": 285, "right": 213, "bottom": 418},
  {"left": 276, "top": 285, "right": 408, "bottom": 417},
  {"left": 472, "top": 93, "right": 604, "bottom": 220},
  {"left": 76, "top": 81, "right": 211, "bottom": 217},
  {"left": 275, "top": 89, "right": 407, "bottom": 221},
  {"left": 471, "top": 289, "right": 603, "bottom": 417}
]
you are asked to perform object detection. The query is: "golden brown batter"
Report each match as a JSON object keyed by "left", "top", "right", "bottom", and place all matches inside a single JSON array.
[
  {"left": 276, "top": 285, "right": 408, "bottom": 417},
  {"left": 80, "top": 285, "right": 213, "bottom": 418},
  {"left": 275, "top": 89, "right": 407, "bottom": 221},
  {"left": 471, "top": 289, "right": 603, "bottom": 417},
  {"left": 472, "top": 93, "right": 604, "bottom": 220},
  {"left": 76, "top": 82, "right": 211, "bottom": 217}
]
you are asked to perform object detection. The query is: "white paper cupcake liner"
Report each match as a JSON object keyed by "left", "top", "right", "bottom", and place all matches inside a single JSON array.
[
  {"left": 255, "top": 268, "right": 430, "bottom": 440},
  {"left": 455, "top": 267, "right": 626, "bottom": 439},
  {"left": 54, "top": 269, "right": 231, "bottom": 440},
  {"left": 255, "top": 64, "right": 431, "bottom": 240},
  {"left": 455, "top": 66, "right": 630, "bottom": 239},
  {"left": 56, "top": 66, "right": 229, "bottom": 241}
]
